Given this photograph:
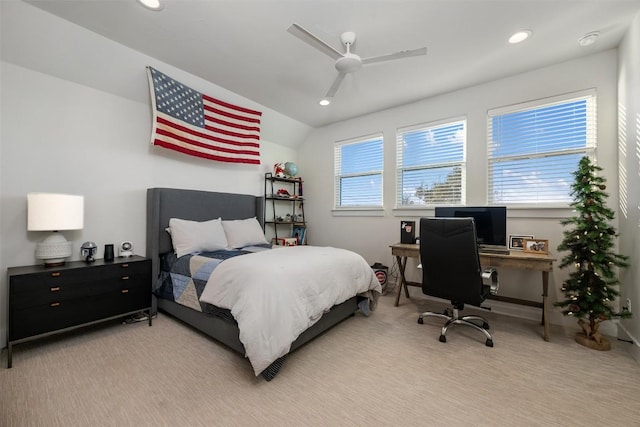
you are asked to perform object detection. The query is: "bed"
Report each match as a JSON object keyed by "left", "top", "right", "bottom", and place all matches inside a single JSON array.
[{"left": 146, "top": 187, "right": 381, "bottom": 380}]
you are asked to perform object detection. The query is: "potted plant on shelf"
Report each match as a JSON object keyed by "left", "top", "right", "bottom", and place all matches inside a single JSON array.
[{"left": 556, "top": 156, "right": 631, "bottom": 350}]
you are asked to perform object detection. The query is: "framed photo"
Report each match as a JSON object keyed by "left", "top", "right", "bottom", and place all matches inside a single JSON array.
[
  {"left": 523, "top": 238, "right": 549, "bottom": 255},
  {"left": 291, "top": 225, "right": 306, "bottom": 245},
  {"left": 271, "top": 237, "right": 298, "bottom": 247},
  {"left": 509, "top": 234, "right": 534, "bottom": 251}
]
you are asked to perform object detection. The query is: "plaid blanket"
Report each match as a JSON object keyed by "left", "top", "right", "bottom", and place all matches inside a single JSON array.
[{"left": 154, "top": 249, "right": 257, "bottom": 316}]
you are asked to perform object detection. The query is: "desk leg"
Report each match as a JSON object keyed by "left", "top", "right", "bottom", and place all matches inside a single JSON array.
[
  {"left": 394, "top": 256, "right": 410, "bottom": 307},
  {"left": 542, "top": 271, "right": 550, "bottom": 342},
  {"left": 7, "top": 342, "right": 12, "bottom": 369}
]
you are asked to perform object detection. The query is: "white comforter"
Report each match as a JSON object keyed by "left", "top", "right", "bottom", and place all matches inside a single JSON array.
[{"left": 199, "top": 245, "right": 381, "bottom": 375}]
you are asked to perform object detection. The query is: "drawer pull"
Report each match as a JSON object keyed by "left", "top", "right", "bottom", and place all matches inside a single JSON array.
[
  {"left": 121, "top": 289, "right": 129, "bottom": 294},
  {"left": 50, "top": 302, "right": 60, "bottom": 307},
  {"left": 51, "top": 272, "right": 61, "bottom": 277},
  {"left": 50, "top": 287, "right": 60, "bottom": 292},
  {"left": 121, "top": 276, "right": 130, "bottom": 280},
  {"left": 121, "top": 264, "right": 129, "bottom": 268}
]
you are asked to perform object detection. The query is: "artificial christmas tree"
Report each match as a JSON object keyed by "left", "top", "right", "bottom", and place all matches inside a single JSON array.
[{"left": 556, "top": 156, "right": 631, "bottom": 350}]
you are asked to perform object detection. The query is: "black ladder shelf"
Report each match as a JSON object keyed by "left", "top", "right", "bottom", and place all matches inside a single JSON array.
[{"left": 264, "top": 172, "right": 305, "bottom": 242}]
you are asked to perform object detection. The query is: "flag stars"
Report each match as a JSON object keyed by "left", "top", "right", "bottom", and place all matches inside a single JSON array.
[{"left": 150, "top": 69, "right": 207, "bottom": 127}]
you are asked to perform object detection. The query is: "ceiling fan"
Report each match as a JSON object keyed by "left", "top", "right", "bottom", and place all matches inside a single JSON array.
[{"left": 287, "top": 23, "right": 427, "bottom": 104}]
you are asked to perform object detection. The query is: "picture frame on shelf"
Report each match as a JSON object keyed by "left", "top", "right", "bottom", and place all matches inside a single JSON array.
[
  {"left": 271, "top": 237, "right": 298, "bottom": 246},
  {"left": 508, "top": 234, "right": 534, "bottom": 251},
  {"left": 523, "top": 238, "right": 549, "bottom": 254},
  {"left": 292, "top": 225, "right": 306, "bottom": 245}
]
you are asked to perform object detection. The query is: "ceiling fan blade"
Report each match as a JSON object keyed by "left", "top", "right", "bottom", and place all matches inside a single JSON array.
[
  {"left": 361, "top": 47, "right": 427, "bottom": 65},
  {"left": 325, "top": 72, "right": 347, "bottom": 98},
  {"left": 287, "top": 23, "right": 343, "bottom": 61}
]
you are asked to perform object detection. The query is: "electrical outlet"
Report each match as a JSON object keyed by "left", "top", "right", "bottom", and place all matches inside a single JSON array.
[{"left": 626, "top": 298, "right": 632, "bottom": 313}]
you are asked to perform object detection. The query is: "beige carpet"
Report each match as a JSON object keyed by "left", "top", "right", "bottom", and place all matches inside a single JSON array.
[{"left": 1, "top": 293, "right": 639, "bottom": 427}]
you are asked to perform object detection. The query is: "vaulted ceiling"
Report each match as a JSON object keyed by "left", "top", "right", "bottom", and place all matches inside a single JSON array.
[{"left": 25, "top": 0, "right": 640, "bottom": 128}]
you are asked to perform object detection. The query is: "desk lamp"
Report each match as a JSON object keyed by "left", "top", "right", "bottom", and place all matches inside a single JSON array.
[{"left": 27, "top": 193, "right": 84, "bottom": 266}]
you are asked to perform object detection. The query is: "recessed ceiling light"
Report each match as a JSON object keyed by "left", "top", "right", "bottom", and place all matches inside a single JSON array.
[
  {"left": 137, "top": 0, "right": 163, "bottom": 11},
  {"left": 318, "top": 98, "right": 331, "bottom": 106},
  {"left": 508, "top": 30, "right": 533, "bottom": 44},
  {"left": 578, "top": 32, "right": 600, "bottom": 47}
]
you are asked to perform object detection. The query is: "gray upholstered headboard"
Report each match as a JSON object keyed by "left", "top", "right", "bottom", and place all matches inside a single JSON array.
[{"left": 146, "top": 188, "right": 264, "bottom": 282}]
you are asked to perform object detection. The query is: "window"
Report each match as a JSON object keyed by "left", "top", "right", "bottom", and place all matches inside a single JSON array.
[
  {"left": 396, "top": 118, "right": 466, "bottom": 206},
  {"left": 488, "top": 91, "right": 596, "bottom": 205},
  {"left": 334, "top": 134, "right": 383, "bottom": 208}
]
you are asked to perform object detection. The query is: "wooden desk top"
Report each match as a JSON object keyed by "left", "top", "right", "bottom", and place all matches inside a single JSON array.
[{"left": 390, "top": 243, "right": 555, "bottom": 272}]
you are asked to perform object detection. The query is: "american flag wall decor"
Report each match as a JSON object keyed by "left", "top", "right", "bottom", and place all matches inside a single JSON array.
[{"left": 146, "top": 67, "right": 262, "bottom": 164}]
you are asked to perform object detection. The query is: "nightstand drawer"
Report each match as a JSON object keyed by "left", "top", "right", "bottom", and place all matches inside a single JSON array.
[
  {"left": 10, "top": 287, "right": 150, "bottom": 340},
  {"left": 10, "top": 261, "right": 149, "bottom": 296},
  {"left": 11, "top": 270, "right": 150, "bottom": 309}
]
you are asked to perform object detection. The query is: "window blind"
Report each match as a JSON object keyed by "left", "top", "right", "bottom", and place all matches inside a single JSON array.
[
  {"left": 334, "top": 134, "right": 383, "bottom": 208},
  {"left": 487, "top": 91, "right": 596, "bottom": 205},
  {"left": 396, "top": 118, "right": 466, "bottom": 206}
]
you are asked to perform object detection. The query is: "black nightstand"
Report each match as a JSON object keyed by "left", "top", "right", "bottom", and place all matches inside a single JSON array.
[{"left": 6, "top": 255, "right": 152, "bottom": 368}]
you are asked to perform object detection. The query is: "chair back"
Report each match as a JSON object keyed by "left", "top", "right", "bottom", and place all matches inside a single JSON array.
[{"left": 419, "top": 217, "right": 484, "bottom": 306}]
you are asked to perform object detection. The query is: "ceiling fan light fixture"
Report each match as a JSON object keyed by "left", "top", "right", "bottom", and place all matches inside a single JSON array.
[
  {"left": 318, "top": 98, "right": 332, "bottom": 106},
  {"left": 137, "top": 0, "right": 163, "bottom": 11},
  {"left": 508, "top": 30, "right": 533, "bottom": 44},
  {"left": 335, "top": 54, "right": 362, "bottom": 73}
]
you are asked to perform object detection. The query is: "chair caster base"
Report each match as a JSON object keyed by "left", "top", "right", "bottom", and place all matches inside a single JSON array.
[
  {"left": 439, "top": 335, "right": 447, "bottom": 343},
  {"left": 483, "top": 322, "right": 490, "bottom": 329},
  {"left": 417, "top": 317, "right": 424, "bottom": 324},
  {"left": 486, "top": 339, "right": 494, "bottom": 347}
]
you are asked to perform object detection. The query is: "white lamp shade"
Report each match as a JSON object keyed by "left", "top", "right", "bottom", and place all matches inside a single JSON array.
[{"left": 28, "top": 193, "right": 84, "bottom": 231}]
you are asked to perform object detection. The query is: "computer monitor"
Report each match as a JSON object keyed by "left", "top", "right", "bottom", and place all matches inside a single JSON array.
[{"left": 434, "top": 206, "right": 507, "bottom": 251}]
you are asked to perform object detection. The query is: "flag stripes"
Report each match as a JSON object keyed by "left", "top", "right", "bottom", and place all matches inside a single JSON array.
[
  {"left": 155, "top": 113, "right": 260, "bottom": 163},
  {"left": 147, "top": 67, "right": 261, "bottom": 164}
]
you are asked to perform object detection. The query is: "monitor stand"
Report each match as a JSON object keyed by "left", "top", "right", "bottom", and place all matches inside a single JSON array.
[{"left": 479, "top": 245, "right": 510, "bottom": 255}]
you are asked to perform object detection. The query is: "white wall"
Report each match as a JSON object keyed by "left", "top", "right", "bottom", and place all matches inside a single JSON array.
[
  {"left": 0, "top": 3, "right": 305, "bottom": 348},
  {"left": 299, "top": 50, "right": 620, "bottom": 329},
  {"left": 617, "top": 11, "right": 640, "bottom": 361}
]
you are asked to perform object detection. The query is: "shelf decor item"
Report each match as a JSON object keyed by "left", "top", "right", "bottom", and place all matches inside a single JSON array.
[
  {"left": 80, "top": 241, "right": 97, "bottom": 263},
  {"left": 508, "top": 234, "right": 534, "bottom": 251},
  {"left": 283, "top": 162, "right": 298, "bottom": 177},
  {"left": 292, "top": 225, "right": 306, "bottom": 245},
  {"left": 273, "top": 162, "right": 287, "bottom": 178},
  {"left": 271, "top": 237, "right": 298, "bottom": 246},
  {"left": 27, "top": 193, "right": 84, "bottom": 266},
  {"left": 556, "top": 156, "right": 631, "bottom": 351},
  {"left": 522, "top": 239, "right": 549, "bottom": 255}
]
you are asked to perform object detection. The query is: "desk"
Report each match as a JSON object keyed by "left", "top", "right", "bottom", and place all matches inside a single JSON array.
[{"left": 390, "top": 243, "right": 555, "bottom": 341}]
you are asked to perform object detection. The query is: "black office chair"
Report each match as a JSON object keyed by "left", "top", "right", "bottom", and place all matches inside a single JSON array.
[{"left": 417, "top": 217, "right": 498, "bottom": 347}]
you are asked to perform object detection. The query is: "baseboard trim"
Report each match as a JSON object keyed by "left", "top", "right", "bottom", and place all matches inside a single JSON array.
[
  {"left": 417, "top": 293, "right": 543, "bottom": 322},
  {"left": 483, "top": 299, "right": 542, "bottom": 322},
  {"left": 617, "top": 323, "right": 640, "bottom": 364},
  {"left": 412, "top": 290, "right": 623, "bottom": 338}
]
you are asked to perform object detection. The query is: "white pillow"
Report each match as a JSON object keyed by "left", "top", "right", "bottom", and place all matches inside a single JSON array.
[
  {"left": 168, "top": 217, "right": 228, "bottom": 258},
  {"left": 222, "top": 217, "right": 269, "bottom": 249}
]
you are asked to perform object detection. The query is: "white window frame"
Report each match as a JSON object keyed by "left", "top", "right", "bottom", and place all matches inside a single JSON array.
[
  {"left": 487, "top": 90, "right": 596, "bottom": 206},
  {"left": 396, "top": 117, "right": 467, "bottom": 208},
  {"left": 333, "top": 133, "right": 384, "bottom": 212}
]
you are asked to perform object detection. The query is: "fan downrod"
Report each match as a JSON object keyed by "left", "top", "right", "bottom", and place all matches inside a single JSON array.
[{"left": 336, "top": 31, "right": 362, "bottom": 73}]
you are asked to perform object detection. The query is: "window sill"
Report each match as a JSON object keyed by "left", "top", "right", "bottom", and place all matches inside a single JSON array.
[{"left": 332, "top": 208, "right": 385, "bottom": 217}]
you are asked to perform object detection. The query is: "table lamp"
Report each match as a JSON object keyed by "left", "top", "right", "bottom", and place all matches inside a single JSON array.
[{"left": 27, "top": 193, "right": 84, "bottom": 266}]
